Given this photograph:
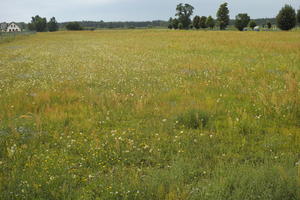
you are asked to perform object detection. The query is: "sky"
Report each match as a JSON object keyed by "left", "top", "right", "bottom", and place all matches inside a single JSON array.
[{"left": 1, "top": 0, "right": 299, "bottom": 23}]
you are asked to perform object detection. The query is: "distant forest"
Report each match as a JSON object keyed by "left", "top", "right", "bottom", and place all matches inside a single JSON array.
[
  {"left": 11, "top": 18, "right": 276, "bottom": 31},
  {"left": 58, "top": 20, "right": 169, "bottom": 29},
  {"left": 58, "top": 18, "right": 276, "bottom": 29}
]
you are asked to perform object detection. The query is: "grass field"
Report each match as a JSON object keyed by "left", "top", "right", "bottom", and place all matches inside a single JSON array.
[{"left": 0, "top": 30, "right": 300, "bottom": 199}]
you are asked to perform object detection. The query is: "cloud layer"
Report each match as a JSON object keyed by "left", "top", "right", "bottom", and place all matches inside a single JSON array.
[{"left": 1, "top": 0, "right": 299, "bottom": 22}]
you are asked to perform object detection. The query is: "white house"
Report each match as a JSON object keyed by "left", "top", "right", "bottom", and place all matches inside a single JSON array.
[
  {"left": 6, "top": 22, "right": 21, "bottom": 32},
  {"left": 254, "top": 26, "right": 260, "bottom": 31}
]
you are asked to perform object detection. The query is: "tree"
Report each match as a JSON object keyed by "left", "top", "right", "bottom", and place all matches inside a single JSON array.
[
  {"left": 217, "top": 2, "right": 230, "bottom": 30},
  {"left": 267, "top": 21, "right": 272, "bottom": 29},
  {"left": 175, "top": 3, "right": 194, "bottom": 29},
  {"left": 193, "top": 16, "right": 201, "bottom": 29},
  {"left": 249, "top": 20, "right": 257, "bottom": 30},
  {"left": 172, "top": 18, "right": 179, "bottom": 29},
  {"left": 28, "top": 15, "right": 47, "bottom": 32},
  {"left": 297, "top": 8, "right": 300, "bottom": 24},
  {"left": 168, "top": 17, "right": 173, "bottom": 29},
  {"left": 276, "top": 4, "right": 296, "bottom": 31},
  {"left": 199, "top": 16, "right": 207, "bottom": 28},
  {"left": 66, "top": 22, "right": 83, "bottom": 30},
  {"left": 235, "top": 13, "right": 250, "bottom": 31},
  {"left": 206, "top": 16, "right": 215, "bottom": 29},
  {"left": 48, "top": 17, "right": 59, "bottom": 32},
  {"left": 178, "top": 23, "right": 184, "bottom": 30}
]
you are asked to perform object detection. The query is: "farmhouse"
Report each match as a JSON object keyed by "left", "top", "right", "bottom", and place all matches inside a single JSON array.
[{"left": 0, "top": 22, "right": 21, "bottom": 32}]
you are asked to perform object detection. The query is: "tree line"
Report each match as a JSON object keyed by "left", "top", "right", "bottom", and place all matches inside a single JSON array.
[
  {"left": 27, "top": 4, "right": 300, "bottom": 32},
  {"left": 168, "top": 3, "right": 300, "bottom": 31},
  {"left": 27, "top": 17, "right": 168, "bottom": 31}
]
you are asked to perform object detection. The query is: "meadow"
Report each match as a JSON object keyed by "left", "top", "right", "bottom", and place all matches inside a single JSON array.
[{"left": 0, "top": 29, "right": 299, "bottom": 200}]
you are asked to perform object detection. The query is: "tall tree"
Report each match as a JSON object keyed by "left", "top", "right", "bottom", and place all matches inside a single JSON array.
[
  {"left": 28, "top": 15, "right": 47, "bottom": 32},
  {"left": 48, "top": 17, "right": 59, "bottom": 32},
  {"left": 193, "top": 16, "right": 201, "bottom": 29},
  {"left": 199, "top": 16, "right": 207, "bottom": 28},
  {"left": 235, "top": 13, "right": 250, "bottom": 31},
  {"left": 297, "top": 8, "right": 300, "bottom": 24},
  {"left": 217, "top": 2, "right": 230, "bottom": 30},
  {"left": 175, "top": 3, "right": 194, "bottom": 29},
  {"left": 249, "top": 20, "right": 257, "bottom": 30},
  {"left": 276, "top": 5, "right": 296, "bottom": 31},
  {"left": 168, "top": 17, "right": 173, "bottom": 29},
  {"left": 206, "top": 16, "right": 215, "bottom": 29}
]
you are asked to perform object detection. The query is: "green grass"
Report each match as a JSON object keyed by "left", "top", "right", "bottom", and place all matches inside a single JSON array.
[{"left": 0, "top": 30, "right": 299, "bottom": 199}]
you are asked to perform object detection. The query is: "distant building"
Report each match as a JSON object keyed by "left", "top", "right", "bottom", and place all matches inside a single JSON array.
[
  {"left": 0, "top": 22, "right": 21, "bottom": 32},
  {"left": 6, "top": 22, "right": 21, "bottom": 32},
  {"left": 254, "top": 26, "right": 260, "bottom": 31}
]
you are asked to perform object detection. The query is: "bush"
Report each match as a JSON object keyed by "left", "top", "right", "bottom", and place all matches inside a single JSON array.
[
  {"left": 267, "top": 21, "right": 272, "bottom": 29},
  {"left": 66, "top": 22, "right": 83, "bottom": 31},
  {"left": 249, "top": 20, "right": 257, "bottom": 30},
  {"left": 276, "top": 5, "right": 297, "bottom": 31},
  {"left": 176, "top": 109, "right": 210, "bottom": 129},
  {"left": 178, "top": 23, "right": 184, "bottom": 30}
]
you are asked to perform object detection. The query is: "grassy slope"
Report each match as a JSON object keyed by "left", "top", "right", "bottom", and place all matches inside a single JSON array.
[{"left": 0, "top": 30, "right": 299, "bottom": 199}]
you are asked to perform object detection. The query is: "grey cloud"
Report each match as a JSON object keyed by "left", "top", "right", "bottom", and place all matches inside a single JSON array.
[{"left": 0, "top": 0, "right": 299, "bottom": 22}]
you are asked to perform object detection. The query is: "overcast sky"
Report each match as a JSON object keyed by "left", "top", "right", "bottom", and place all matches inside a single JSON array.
[{"left": 1, "top": 0, "right": 299, "bottom": 23}]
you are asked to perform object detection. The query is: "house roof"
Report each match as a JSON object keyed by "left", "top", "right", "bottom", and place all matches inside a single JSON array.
[{"left": 7, "top": 22, "right": 19, "bottom": 27}]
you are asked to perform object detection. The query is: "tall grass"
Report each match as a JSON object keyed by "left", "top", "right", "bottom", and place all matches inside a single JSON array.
[{"left": 0, "top": 30, "right": 299, "bottom": 199}]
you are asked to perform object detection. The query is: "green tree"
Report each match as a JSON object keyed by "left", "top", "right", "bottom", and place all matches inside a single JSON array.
[
  {"left": 206, "top": 16, "right": 215, "bottom": 29},
  {"left": 276, "top": 4, "right": 296, "bottom": 31},
  {"left": 267, "top": 21, "right": 272, "bottom": 29},
  {"left": 175, "top": 3, "right": 194, "bottom": 29},
  {"left": 193, "top": 16, "right": 201, "bottom": 29},
  {"left": 235, "top": 13, "right": 250, "bottom": 31},
  {"left": 199, "top": 16, "right": 207, "bottom": 28},
  {"left": 297, "top": 8, "right": 300, "bottom": 24},
  {"left": 217, "top": 2, "right": 230, "bottom": 30},
  {"left": 178, "top": 23, "right": 184, "bottom": 30},
  {"left": 28, "top": 15, "right": 47, "bottom": 32},
  {"left": 66, "top": 22, "right": 83, "bottom": 30},
  {"left": 249, "top": 20, "right": 257, "bottom": 30},
  {"left": 168, "top": 17, "right": 173, "bottom": 29},
  {"left": 48, "top": 17, "right": 59, "bottom": 32},
  {"left": 172, "top": 18, "right": 179, "bottom": 29}
]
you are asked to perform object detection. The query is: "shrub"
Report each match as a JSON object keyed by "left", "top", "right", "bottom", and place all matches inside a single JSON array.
[
  {"left": 249, "top": 20, "right": 257, "bottom": 30},
  {"left": 267, "top": 21, "right": 272, "bottom": 29},
  {"left": 178, "top": 23, "right": 184, "bottom": 30},
  {"left": 66, "top": 22, "right": 83, "bottom": 30}
]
